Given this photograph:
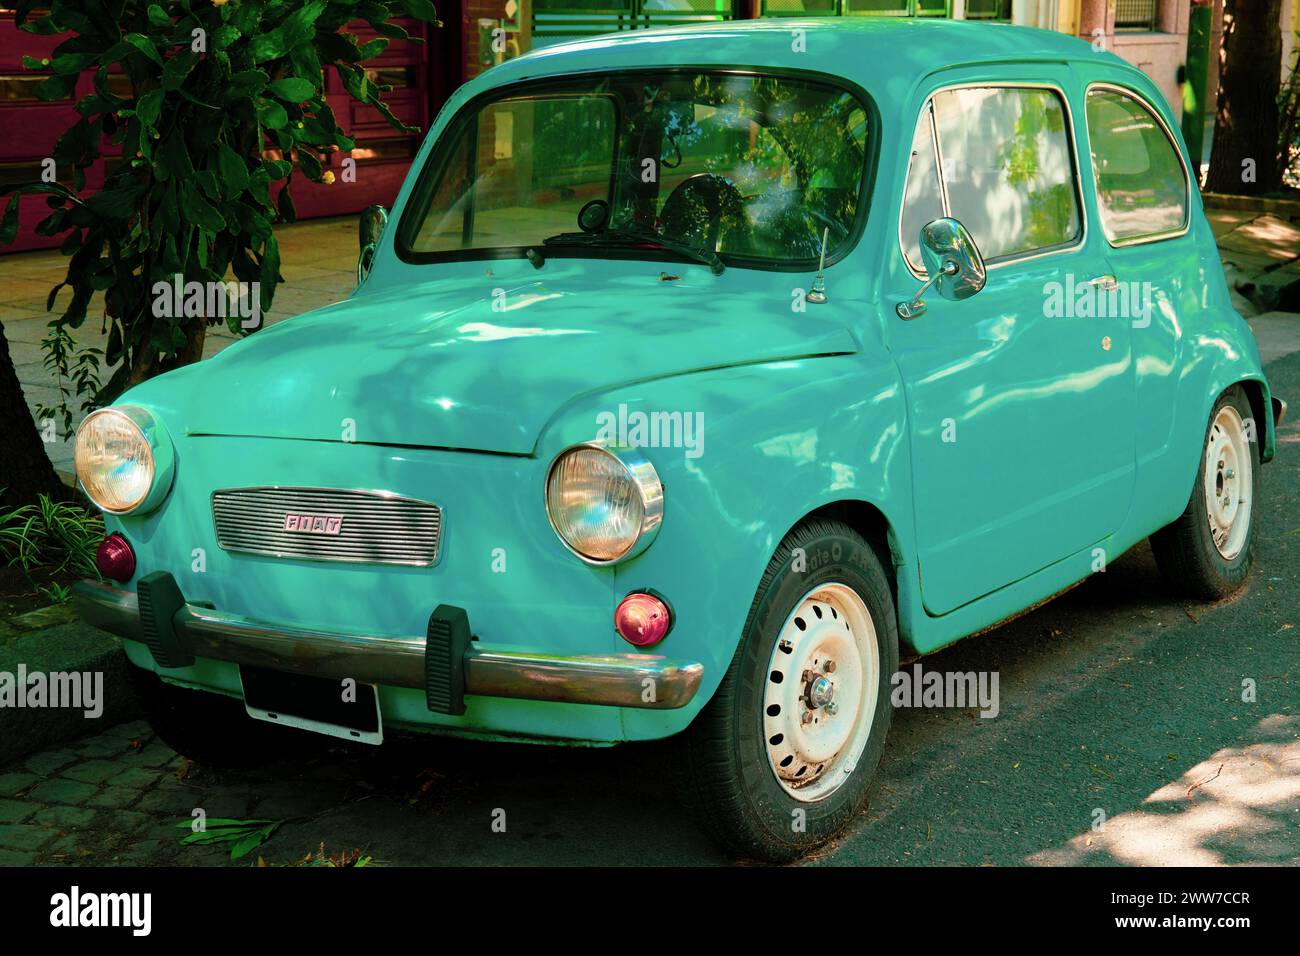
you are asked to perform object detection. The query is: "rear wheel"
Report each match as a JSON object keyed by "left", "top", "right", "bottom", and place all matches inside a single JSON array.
[
  {"left": 1150, "top": 386, "right": 1260, "bottom": 599},
  {"left": 674, "top": 520, "right": 898, "bottom": 862}
]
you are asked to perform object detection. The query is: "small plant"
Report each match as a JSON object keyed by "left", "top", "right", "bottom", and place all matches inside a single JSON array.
[
  {"left": 298, "top": 842, "right": 372, "bottom": 867},
  {"left": 175, "top": 817, "right": 285, "bottom": 861},
  {"left": 38, "top": 582, "right": 75, "bottom": 605},
  {"left": 0, "top": 493, "right": 104, "bottom": 580}
]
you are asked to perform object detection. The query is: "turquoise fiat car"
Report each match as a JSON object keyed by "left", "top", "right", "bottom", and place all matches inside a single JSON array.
[{"left": 73, "top": 18, "right": 1284, "bottom": 861}]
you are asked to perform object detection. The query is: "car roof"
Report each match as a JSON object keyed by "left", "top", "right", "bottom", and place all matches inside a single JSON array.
[{"left": 475, "top": 18, "right": 1124, "bottom": 96}]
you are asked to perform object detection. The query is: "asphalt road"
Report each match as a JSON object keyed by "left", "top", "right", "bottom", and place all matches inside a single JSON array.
[{"left": 3, "top": 351, "right": 1296, "bottom": 868}]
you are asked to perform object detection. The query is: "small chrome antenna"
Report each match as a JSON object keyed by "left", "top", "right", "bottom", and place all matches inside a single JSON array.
[{"left": 807, "top": 227, "right": 829, "bottom": 304}]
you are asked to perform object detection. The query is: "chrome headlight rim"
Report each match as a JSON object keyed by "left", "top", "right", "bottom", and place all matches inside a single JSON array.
[
  {"left": 544, "top": 442, "right": 663, "bottom": 566},
  {"left": 74, "top": 405, "right": 175, "bottom": 516}
]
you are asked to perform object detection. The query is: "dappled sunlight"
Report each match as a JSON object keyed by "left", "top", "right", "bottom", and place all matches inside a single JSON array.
[{"left": 1028, "top": 718, "right": 1300, "bottom": 866}]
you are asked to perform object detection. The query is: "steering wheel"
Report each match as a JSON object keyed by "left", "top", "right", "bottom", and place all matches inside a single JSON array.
[{"left": 659, "top": 173, "right": 750, "bottom": 253}]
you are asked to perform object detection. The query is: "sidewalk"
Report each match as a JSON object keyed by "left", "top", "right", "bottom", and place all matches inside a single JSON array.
[{"left": 2, "top": 210, "right": 1298, "bottom": 480}]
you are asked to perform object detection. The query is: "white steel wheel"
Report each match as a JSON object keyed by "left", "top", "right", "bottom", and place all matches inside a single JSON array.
[
  {"left": 1204, "top": 404, "right": 1254, "bottom": 560},
  {"left": 762, "top": 582, "right": 880, "bottom": 803}
]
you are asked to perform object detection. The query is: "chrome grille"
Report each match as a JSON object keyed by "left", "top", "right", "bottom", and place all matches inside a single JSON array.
[{"left": 212, "top": 487, "right": 442, "bottom": 567}]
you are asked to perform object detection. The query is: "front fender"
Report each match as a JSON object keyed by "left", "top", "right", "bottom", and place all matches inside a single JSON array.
[{"left": 537, "top": 351, "right": 915, "bottom": 739}]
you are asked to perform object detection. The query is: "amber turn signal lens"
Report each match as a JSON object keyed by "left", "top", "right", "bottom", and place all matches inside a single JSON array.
[{"left": 614, "top": 592, "right": 671, "bottom": 647}]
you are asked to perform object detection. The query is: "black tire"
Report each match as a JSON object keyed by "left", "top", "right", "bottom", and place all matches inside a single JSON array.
[
  {"left": 1150, "top": 385, "right": 1260, "bottom": 600},
  {"left": 128, "top": 664, "right": 319, "bottom": 768},
  {"left": 673, "top": 519, "right": 898, "bottom": 862}
]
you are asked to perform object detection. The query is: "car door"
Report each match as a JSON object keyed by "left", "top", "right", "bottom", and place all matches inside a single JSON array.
[
  {"left": 1082, "top": 80, "right": 1195, "bottom": 466},
  {"left": 889, "top": 72, "right": 1137, "bottom": 617}
]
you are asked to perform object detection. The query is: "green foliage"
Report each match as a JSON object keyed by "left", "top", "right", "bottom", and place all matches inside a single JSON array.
[
  {"left": 0, "top": 493, "right": 104, "bottom": 579},
  {"left": 0, "top": 0, "right": 438, "bottom": 425},
  {"left": 175, "top": 817, "right": 285, "bottom": 860}
]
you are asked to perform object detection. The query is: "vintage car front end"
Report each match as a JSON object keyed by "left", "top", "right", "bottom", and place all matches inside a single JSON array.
[{"left": 71, "top": 398, "right": 707, "bottom": 745}]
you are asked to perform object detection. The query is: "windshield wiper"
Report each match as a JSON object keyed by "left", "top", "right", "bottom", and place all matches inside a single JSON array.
[{"left": 536, "top": 226, "right": 725, "bottom": 276}]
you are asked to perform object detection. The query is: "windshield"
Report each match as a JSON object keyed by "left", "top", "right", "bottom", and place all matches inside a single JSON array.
[{"left": 397, "top": 71, "right": 872, "bottom": 269}]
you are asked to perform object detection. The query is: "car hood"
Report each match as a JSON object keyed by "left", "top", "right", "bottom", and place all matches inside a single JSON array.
[{"left": 126, "top": 272, "right": 859, "bottom": 455}]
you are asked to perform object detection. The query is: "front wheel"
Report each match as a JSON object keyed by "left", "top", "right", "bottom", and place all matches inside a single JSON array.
[
  {"left": 1150, "top": 385, "right": 1260, "bottom": 600},
  {"left": 674, "top": 520, "right": 898, "bottom": 862}
]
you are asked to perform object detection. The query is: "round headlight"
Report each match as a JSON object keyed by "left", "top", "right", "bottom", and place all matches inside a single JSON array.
[
  {"left": 75, "top": 406, "right": 173, "bottom": 515},
  {"left": 545, "top": 444, "right": 663, "bottom": 564}
]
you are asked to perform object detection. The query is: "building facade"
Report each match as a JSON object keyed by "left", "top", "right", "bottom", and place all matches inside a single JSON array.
[{"left": 2, "top": 0, "right": 1295, "bottom": 251}]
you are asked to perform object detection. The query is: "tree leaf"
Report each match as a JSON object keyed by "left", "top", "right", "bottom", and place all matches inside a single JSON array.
[
  {"left": 162, "top": 49, "right": 198, "bottom": 91},
  {"left": 35, "top": 72, "right": 78, "bottom": 102},
  {"left": 84, "top": 184, "right": 141, "bottom": 220},
  {"left": 268, "top": 77, "right": 315, "bottom": 103},
  {"left": 180, "top": 182, "right": 226, "bottom": 232},
  {"left": 397, "top": 0, "right": 438, "bottom": 22},
  {"left": 257, "top": 99, "right": 288, "bottom": 130},
  {"left": 122, "top": 33, "right": 163, "bottom": 66},
  {"left": 135, "top": 89, "right": 163, "bottom": 128},
  {"left": 214, "top": 143, "right": 250, "bottom": 198}
]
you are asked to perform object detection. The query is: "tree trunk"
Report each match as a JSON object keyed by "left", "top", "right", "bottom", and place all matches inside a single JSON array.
[
  {"left": 0, "top": 322, "right": 69, "bottom": 509},
  {"left": 1205, "top": 0, "right": 1285, "bottom": 194}
]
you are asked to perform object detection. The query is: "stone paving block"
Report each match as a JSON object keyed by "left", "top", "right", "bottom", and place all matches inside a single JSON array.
[
  {"left": 0, "top": 772, "right": 38, "bottom": 797},
  {"left": 86, "top": 785, "right": 144, "bottom": 810},
  {"left": 0, "top": 824, "right": 56, "bottom": 851},
  {"left": 23, "top": 748, "right": 81, "bottom": 776},
  {"left": 0, "top": 847, "right": 37, "bottom": 866},
  {"left": 135, "top": 786, "right": 208, "bottom": 815},
  {"left": 25, "top": 778, "right": 97, "bottom": 806},
  {"left": 0, "top": 799, "right": 37, "bottom": 824},
  {"left": 30, "top": 804, "right": 97, "bottom": 829},
  {"left": 75, "top": 734, "right": 133, "bottom": 758},
  {"left": 107, "top": 810, "right": 159, "bottom": 836},
  {"left": 109, "top": 766, "right": 166, "bottom": 789},
  {"left": 61, "top": 759, "right": 124, "bottom": 785},
  {"left": 129, "top": 742, "right": 179, "bottom": 767}
]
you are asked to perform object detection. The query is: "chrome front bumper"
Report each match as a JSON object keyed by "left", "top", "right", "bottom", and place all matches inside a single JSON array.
[{"left": 72, "top": 579, "right": 703, "bottom": 711}]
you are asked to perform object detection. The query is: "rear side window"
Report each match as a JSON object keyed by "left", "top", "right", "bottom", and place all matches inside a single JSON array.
[
  {"left": 900, "top": 86, "right": 1081, "bottom": 270},
  {"left": 1085, "top": 87, "right": 1189, "bottom": 243}
]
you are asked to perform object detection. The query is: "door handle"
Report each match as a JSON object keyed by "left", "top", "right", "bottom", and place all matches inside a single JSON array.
[{"left": 1086, "top": 274, "right": 1119, "bottom": 291}]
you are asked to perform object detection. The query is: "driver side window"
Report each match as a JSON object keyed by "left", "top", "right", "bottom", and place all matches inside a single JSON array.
[{"left": 900, "top": 85, "right": 1082, "bottom": 271}]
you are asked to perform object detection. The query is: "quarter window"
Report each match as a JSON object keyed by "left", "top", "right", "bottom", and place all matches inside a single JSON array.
[
  {"left": 1085, "top": 87, "right": 1189, "bottom": 243},
  {"left": 900, "top": 86, "right": 1081, "bottom": 270}
]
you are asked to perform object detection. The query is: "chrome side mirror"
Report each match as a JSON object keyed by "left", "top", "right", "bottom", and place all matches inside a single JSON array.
[
  {"left": 896, "top": 217, "right": 987, "bottom": 320},
  {"left": 357, "top": 204, "right": 389, "bottom": 285}
]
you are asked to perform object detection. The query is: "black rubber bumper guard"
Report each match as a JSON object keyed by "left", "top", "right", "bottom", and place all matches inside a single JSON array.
[{"left": 136, "top": 571, "right": 473, "bottom": 716}]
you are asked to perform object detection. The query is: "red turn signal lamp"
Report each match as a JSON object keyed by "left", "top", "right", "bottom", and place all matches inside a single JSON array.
[
  {"left": 95, "top": 532, "right": 136, "bottom": 582},
  {"left": 614, "top": 592, "right": 672, "bottom": 647}
]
